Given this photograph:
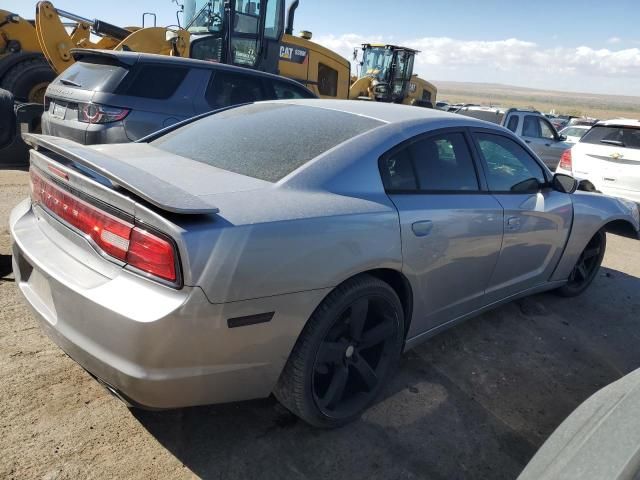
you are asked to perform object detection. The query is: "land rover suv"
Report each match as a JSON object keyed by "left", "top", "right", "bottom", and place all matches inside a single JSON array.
[{"left": 42, "top": 49, "right": 316, "bottom": 145}]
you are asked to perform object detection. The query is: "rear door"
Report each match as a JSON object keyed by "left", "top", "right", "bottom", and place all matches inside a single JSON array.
[
  {"left": 381, "top": 129, "right": 504, "bottom": 337},
  {"left": 471, "top": 131, "right": 573, "bottom": 302},
  {"left": 575, "top": 125, "right": 640, "bottom": 196}
]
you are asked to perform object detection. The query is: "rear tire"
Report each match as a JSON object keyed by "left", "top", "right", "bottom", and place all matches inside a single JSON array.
[
  {"left": 0, "top": 88, "right": 15, "bottom": 148},
  {"left": 274, "top": 274, "right": 405, "bottom": 428},
  {"left": 0, "top": 58, "right": 55, "bottom": 103},
  {"left": 556, "top": 229, "right": 606, "bottom": 297}
]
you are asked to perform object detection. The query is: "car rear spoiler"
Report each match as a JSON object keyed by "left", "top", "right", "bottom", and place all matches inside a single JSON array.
[{"left": 23, "top": 134, "right": 219, "bottom": 215}]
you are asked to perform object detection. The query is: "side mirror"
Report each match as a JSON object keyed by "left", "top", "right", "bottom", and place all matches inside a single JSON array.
[
  {"left": 557, "top": 134, "right": 567, "bottom": 142},
  {"left": 552, "top": 173, "right": 578, "bottom": 194}
]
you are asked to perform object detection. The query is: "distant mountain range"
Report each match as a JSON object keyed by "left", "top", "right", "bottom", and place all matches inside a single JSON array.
[{"left": 433, "top": 81, "right": 640, "bottom": 119}]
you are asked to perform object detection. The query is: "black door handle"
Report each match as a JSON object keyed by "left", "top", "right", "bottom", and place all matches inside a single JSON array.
[
  {"left": 545, "top": 143, "right": 551, "bottom": 147},
  {"left": 524, "top": 140, "right": 531, "bottom": 144}
]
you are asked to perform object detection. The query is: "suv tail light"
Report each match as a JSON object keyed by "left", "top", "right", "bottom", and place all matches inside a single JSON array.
[
  {"left": 30, "top": 168, "right": 178, "bottom": 284},
  {"left": 79, "top": 102, "right": 130, "bottom": 124},
  {"left": 559, "top": 148, "right": 572, "bottom": 171}
]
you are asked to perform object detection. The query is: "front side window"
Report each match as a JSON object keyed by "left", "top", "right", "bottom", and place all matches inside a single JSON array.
[
  {"left": 206, "top": 71, "right": 265, "bottom": 107},
  {"left": 475, "top": 133, "right": 545, "bottom": 192},
  {"left": 539, "top": 119, "right": 556, "bottom": 140},
  {"left": 522, "top": 115, "right": 540, "bottom": 137}
]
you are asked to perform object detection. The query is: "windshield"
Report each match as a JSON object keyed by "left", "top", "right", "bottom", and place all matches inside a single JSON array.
[
  {"left": 580, "top": 125, "right": 640, "bottom": 149},
  {"left": 184, "top": 0, "right": 224, "bottom": 33},
  {"left": 361, "top": 47, "right": 394, "bottom": 82}
]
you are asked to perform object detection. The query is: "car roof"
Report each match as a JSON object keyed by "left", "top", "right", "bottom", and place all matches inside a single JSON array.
[
  {"left": 265, "top": 99, "right": 498, "bottom": 128},
  {"left": 596, "top": 118, "right": 640, "bottom": 127},
  {"left": 70, "top": 48, "right": 312, "bottom": 88}
]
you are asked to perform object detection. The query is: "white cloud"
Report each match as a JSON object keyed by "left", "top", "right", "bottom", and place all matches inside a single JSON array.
[
  {"left": 608, "top": 37, "right": 622, "bottom": 44},
  {"left": 313, "top": 33, "right": 640, "bottom": 91}
]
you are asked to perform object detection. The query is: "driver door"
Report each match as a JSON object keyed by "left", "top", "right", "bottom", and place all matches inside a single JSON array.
[{"left": 471, "top": 131, "right": 573, "bottom": 303}]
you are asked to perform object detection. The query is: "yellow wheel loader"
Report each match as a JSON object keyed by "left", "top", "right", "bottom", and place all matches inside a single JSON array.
[{"left": 349, "top": 44, "right": 437, "bottom": 107}]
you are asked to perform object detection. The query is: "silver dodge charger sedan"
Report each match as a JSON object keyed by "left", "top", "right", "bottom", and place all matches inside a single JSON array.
[{"left": 10, "top": 100, "right": 640, "bottom": 427}]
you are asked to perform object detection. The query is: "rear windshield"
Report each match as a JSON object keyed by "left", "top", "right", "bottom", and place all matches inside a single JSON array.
[
  {"left": 581, "top": 125, "right": 640, "bottom": 149},
  {"left": 151, "top": 103, "right": 383, "bottom": 182},
  {"left": 55, "top": 60, "right": 128, "bottom": 92}
]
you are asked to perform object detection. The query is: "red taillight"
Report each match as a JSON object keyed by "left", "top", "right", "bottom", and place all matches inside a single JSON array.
[
  {"left": 126, "top": 228, "right": 176, "bottom": 282},
  {"left": 79, "top": 102, "right": 130, "bottom": 124},
  {"left": 559, "top": 149, "right": 572, "bottom": 171},
  {"left": 30, "top": 169, "right": 177, "bottom": 283}
]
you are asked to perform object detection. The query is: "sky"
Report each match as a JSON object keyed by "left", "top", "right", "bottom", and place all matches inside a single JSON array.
[{"left": 5, "top": 0, "right": 640, "bottom": 96}]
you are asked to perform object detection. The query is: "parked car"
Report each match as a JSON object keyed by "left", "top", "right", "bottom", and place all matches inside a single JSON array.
[
  {"left": 556, "top": 119, "right": 640, "bottom": 204},
  {"left": 12, "top": 101, "right": 639, "bottom": 427},
  {"left": 41, "top": 49, "right": 316, "bottom": 145},
  {"left": 459, "top": 106, "right": 572, "bottom": 169},
  {"left": 559, "top": 125, "right": 591, "bottom": 143},
  {"left": 519, "top": 368, "right": 640, "bottom": 480}
]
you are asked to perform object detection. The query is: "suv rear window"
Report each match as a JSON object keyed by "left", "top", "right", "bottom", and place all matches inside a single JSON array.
[
  {"left": 151, "top": 103, "right": 383, "bottom": 182},
  {"left": 580, "top": 125, "right": 640, "bottom": 149},
  {"left": 122, "top": 65, "right": 188, "bottom": 99},
  {"left": 55, "top": 60, "right": 128, "bottom": 92}
]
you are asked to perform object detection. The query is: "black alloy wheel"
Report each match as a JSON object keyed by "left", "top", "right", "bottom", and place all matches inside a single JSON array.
[
  {"left": 312, "top": 295, "right": 398, "bottom": 418},
  {"left": 557, "top": 229, "right": 606, "bottom": 297},
  {"left": 275, "top": 275, "right": 404, "bottom": 428}
]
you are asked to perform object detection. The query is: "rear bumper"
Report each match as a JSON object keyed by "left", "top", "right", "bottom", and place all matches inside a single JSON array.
[
  {"left": 10, "top": 199, "right": 328, "bottom": 408},
  {"left": 42, "top": 111, "right": 130, "bottom": 145}
]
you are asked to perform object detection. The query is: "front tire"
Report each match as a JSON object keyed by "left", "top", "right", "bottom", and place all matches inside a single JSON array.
[
  {"left": 556, "top": 229, "right": 606, "bottom": 297},
  {"left": 274, "top": 275, "right": 405, "bottom": 428}
]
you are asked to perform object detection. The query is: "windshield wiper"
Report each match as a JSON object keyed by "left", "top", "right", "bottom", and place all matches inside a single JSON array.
[
  {"left": 59, "top": 78, "right": 82, "bottom": 87},
  {"left": 600, "top": 139, "right": 625, "bottom": 147}
]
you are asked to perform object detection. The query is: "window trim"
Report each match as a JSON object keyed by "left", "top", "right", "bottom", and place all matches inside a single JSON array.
[
  {"left": 468, "top": 128, "right": 553, "bottom": 195},
  {"left": 378, "top": 127, "right": 487, "bottom": 195}
]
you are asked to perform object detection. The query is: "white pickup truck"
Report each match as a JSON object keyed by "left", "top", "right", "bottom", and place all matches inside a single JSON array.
[{"left": 458, "top": 106, "right": 572, "bottom": 170}]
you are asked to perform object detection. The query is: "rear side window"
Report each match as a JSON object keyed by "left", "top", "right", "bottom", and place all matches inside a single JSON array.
[
  {"left": 318, "top": 63, "right": 338, "bottom": 97},
  {"left": 522, "top": 115, "right": 540, "bottom": 137},
  {"left": 581, "top": 125, "right": 640, "bottom": 149},
  {"left": 272, "top": 81, "right": 314, "bottom": 100},
  {"left": 151, "top": 103, "right": 382, "bottom": 182},
  {"left": 380, "top": 132, "right": 479, "bottom": 192},
  {"left": 55, "top": 61, "right": 128, "bottom": 92},
  {"left": 206, "top": 71, "right": 266, "bottom": 108},
  {"left": 123, "top": 65, "right": 188, "bottom": 99},
  {"left": 506, "top": 115, "right": 519, "bottom": 133}
]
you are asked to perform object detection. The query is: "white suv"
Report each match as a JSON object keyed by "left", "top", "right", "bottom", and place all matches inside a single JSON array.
[{"left": 556, "top": 119, "right": 640, "bottom": 204}]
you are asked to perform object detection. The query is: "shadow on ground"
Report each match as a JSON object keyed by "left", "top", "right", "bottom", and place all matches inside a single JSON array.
[{"left": 134, "top": 267, "right": 640, "bottom": 480}]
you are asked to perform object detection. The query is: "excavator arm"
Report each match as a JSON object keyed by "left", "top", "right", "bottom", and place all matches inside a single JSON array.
[{"left": 34, "top": 1, "right": 190, "bottom": 75}]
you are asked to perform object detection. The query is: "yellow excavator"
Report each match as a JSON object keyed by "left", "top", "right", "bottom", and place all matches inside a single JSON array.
[
  {"left": 0, "top": 1, "right": 352, "bottom": 102},
  {"left": 349, "top": 43, "right": 437, "bottom": 107}
]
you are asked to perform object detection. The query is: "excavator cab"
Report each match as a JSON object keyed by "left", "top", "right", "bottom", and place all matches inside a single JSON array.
[
  {"left": 185, "top": 0, "right": 284, "bottom": 73},
  {"left": 359, "top": 44, "right": 417, "bottom": 103}
]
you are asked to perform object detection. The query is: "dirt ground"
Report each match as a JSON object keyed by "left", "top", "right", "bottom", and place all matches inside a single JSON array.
[{"left": 1, "top": 168, "right": 639, "bottom": 480}]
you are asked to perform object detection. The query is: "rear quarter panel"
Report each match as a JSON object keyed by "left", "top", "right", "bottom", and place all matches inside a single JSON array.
[{"left": 551, "top": 191, "right": 640, "bottom": 281}]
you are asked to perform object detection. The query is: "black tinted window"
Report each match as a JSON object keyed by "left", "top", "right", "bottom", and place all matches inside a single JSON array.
[
  {"left": 272, "top": 81, "right": 314, "bottom": 100},
  {"left": 124, "top": 65, "right": 187, "bottom": 99},
  {"left": 506, "top": 115, "right": 519, "bottom": 133},
  {"left": 152, "top": 104, "right": 382, "bottom": 182},
  {"left": 581, "top": 125, "right": 640, "bottom": 149},
  {"left": 56, "top": 61, "right": 128, "bottom": 92},
  {"left": 380, "top": 148, "right": 417, "bottom": 191},
  {"left": 410, "top": 133, "right": 478, "bottom": 191},
  {"left": 522, "top": 116, "right": 540, "bottom": 137},
  {"left": 206, "top": 71, "right": 265, "bottom": 107},
  {"left": 475, "top": 133, "right": 545, "bottom": 192}
]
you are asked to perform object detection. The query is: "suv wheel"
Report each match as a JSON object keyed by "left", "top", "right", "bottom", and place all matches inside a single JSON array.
[{"left": 275, "top": 274, "right": 404, "bottom": 428}]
